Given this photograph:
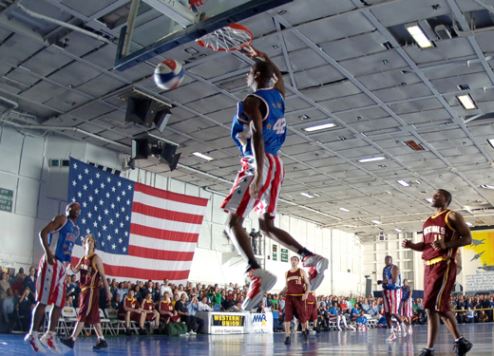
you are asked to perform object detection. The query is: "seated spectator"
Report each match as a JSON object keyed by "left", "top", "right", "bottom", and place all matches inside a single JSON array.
[
  {"left": 0, "top": 270, "right": 11, "bottom": 300},
  {"left": 356, "top": 311, "right": 368, "bottom": 331},
  {"left": 115, "top": 282, "right": 128, "bottom": 302},
  {"left": 17, "top": 286, "right": 35, "bottom": 331},
  {"left": 11, "top": 267, "right": 26, "bottom": 295},
  {"left": 111, "top": 293, "right": 122, "bottom": 310},
  {"left": 2, "top": 288, "right": 16, "bottom": 331},
  {"left": 464, "top": 307, "right": 475, "bottom": 323},
  {"left": 197, "top": 296, "right": 212, "bottom": 312},
  {"left": 175, "top": 293, "right": 203, "bottom": 335},
  {"left": 328, "top": 301, "right": 355, "bottom": 331},
  {"left": 141, "top": 292, "right": 160, "bottom": 333},
  {"left": 478, "top": 310, "right": 489, "bottom": 323},
  {"left": 118, "top": 290, "right": 146, "bottom": 335},
  {"left": 188, "top": 296, "right": 200, "bottom": 316},
  {"left": 377, "top": 313, "right": 388, "bottom": 328},
  {"left": 350, "top": 304, "right": 361, "bottom": 322}
]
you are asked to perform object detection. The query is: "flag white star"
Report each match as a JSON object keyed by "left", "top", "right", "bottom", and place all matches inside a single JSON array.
[
  {"left": 89, "top": 179, "right": 94, "bottom": 185},
  {"left": 99, "top": 200, "right": 104, "bottom": 206},
  {"left": 102, "top": 241, "right": 105, "bottom": 246},
  {"left": 72, "top": 180, "right": 77, "bottom": 186},
  {"left": 82, "top": 202, "right": 87, "bottom": 208},
  {"left": 84, "top": 168, "right": 89, "bottom": 174},
  {"left": 86, "top": 228, "right": 90, "bottom": 234},
  {"left": 96, "top": 172, "right": 100, "bottom": 179},
  {"left": 125, "top": 215, "right": 129, "bottom": 221},
  {"left": 98, "top": 215, "right": 102, "bottom": 221},
  {"left": 83, "top": 184, "right": 88, "bottom": 191},
  {"left": 107, "top": 235, "right": 112, "bottom": 241},
  {"left": 82, "top": 218, "right": 86, "bottom": 224},
  {"left": 111, "top": 203, "right": 115, "bottom": 209},
  {"left": 123, "top": 247, "right": 126, "bottom": 252},
  {"left": 115, "top": 228, "right": 119, "bottom": 234},
  {"left": 120, "top": 207, "right": 125, "bottom": 212},
  {"left": 124, "top": 231, "right": 128, "bottom": 236},
  {"left": 116, "top": 212, "right": 120, "bottom": 218},
  {"left": 116, "top": 196, "right": 121, "bottom": 202},
  {"left": 104, "top": 209, "right": 109, "bottom": 215},
  {"left": 88, "top": 212, "right": 92, "bottom": 218},
  {"left": 119, "top": 222, "right": 124, "bottom": 228},
  {"left": 77, "top": 192, "right": 82, "bottom": 198},
  {"left": 122, "top": 191, "right": 126, "bottom": 196},
  {"left": 128, "top": 185, "right": 132, "bottom": 190},
  {"left": 88, "top": 196, "right": 93, "bottom": 202},
  {"left": 107, "top": 177, "right": 111, "bottom": 183},
  {"left": 112, "top": 244, "right": 116, "bottom": 250},
  {"left": 118, "top": 238, "right": 123, "bottom": 244},
  {"left": 126, "top": 200, "right": 130, "bottom": 205},
  {"left": 73, "top": 163, "right": 78, "bottom": 169},
  {"left": 94, "top": 206, "right": 98, "bottom": 211},
  {"left": 105, "top": 193, "right": 110, "bottom": 198},
  {"left": 117, "top": 181, "right": 121, "bottom": 187},
  {"left": 93, "top": 221, "right": 98, "bottom": 228},
  {"left": 100, "top": 182, "right": 105, "bottom": 189},
  {"left": 97, "top": 232, "right": 101, "bottom": 237},
  {"left": 102, "top": 225, "right": 107, "bottom": 231},
  {"left": 78, "top": 174, "right": 82, "bottom": 180},
  {"left": 95, "top": 188, "right": 99, "bottom": 195},
  {"left": 111, "top": 187, "right": 116, "bottom": 192},
  {"left": 109, "top": 219, "right": 114, "bottom": 225}
]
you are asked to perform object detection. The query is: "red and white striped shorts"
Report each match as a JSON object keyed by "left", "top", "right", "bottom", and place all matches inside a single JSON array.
[
  {"left": 400, "top": 298, "right": 413, "bottom": 318},
  {"left": 36, "top": 255, "right": 67, "bottom": 308},
  {"left": 383, "top": 289, "right": 402, "bottom": 315},
  {"left": 221, "top": 154, "right": 284, "bottom": 219}
]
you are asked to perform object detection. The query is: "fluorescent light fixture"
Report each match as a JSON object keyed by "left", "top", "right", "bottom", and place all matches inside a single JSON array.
[
  {"left": 405, "top": 24, "right": 433, "bottom": 48},
  {"left": 339, "top": 207, "right": 350, "bottom": 212},
  {"left": 426, "top": 198, "right": 433, "bottom": 203},
  {"left": 395, "top": 228, "right": 402, "bottom": 233},
  {"left": 192, "top": 152, "right": 213, "bottom": 161},
  {"left": 371, "top": 220, "right": 382, "bottom": 225},
  {"left": 300, "top": 192, "right": 315, "bottom": 198},
  {"left": 488, "top": 138, "right": 494, "bottom": 149},
  {"left": 303, "top": 122, "right": 336, "bottom": 132},
  {"left": 466, "top": 222, "right": 473, "bottom": 227},
  {"left": 480, "top": 184, "right": 494, "bottom": 190},
  {"left": 359, "top": 156, "right": 385, "bottom": 163},
  {"left": 457, "top": 94, "right": 477, "bottom": 110},
  {"left": 397, "top": 180, "right": 410, "bottom": 187}
]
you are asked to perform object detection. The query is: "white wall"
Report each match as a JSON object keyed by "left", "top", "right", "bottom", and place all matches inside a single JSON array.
[{"left": 0, "top": 126, "right": 363, "bottom": 295}]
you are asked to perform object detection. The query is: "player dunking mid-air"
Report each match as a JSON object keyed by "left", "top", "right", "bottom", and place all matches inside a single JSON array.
[
  {"left": 400, "top": 279, "right": 413, "bottom": 335},
  {"left": 61, "top": 234, "right": 112, "bottom": 350},
  {"left": 24, "top": 202, "right": 81, "bottom": 353},
  {"left": 377, "top": 255, "right": 404, "bottom": 341},
  {"left": 221, "top": 48, "right": 328, "bottom": 310},
  {"left": 403, "top": 189, "right": 473, "bottom": 356},
  {"left": 283, "top": 256, "right": 310, "bottom": 345}
]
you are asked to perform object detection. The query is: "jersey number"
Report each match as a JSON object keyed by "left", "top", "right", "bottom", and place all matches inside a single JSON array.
[{"left": 272, "top": 117, "right": 286, "bottom": 134}]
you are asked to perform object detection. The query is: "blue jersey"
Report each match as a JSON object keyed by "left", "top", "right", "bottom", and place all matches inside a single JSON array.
[
  {"left": 383, "top": 265, "right": 401, "bottom": 290},
  {"left": 231, "top": 88, "right": 286, "bottom": 156},
  {"left": 328, "top": 306, "right": 339, "bottom": 315},
  {"left": 48, "top": 218, "right": 80, "bottom": 263},
  {"left": 402, "top": 286, "right": 411, "bottom": 301},
  {"left": 356, "top": 316, "right": 368, "bottom": 325}
]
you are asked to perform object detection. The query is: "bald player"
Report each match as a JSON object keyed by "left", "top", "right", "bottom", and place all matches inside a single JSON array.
[
  {"left": 25, "top": 202, "right": 81, "bottom": 353},
  {"left": 403, "top": 189, "right": 472, "bottom": 356}
]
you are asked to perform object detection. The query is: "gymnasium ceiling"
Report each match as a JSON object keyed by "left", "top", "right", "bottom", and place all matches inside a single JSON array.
[{"left": 1, "top": 0, "right": 494, "bottom": 241}]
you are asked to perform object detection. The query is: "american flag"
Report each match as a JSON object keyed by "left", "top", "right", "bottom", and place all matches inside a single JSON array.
[{"left": 67, "top": 158, "right": 209, "bottom": 283}]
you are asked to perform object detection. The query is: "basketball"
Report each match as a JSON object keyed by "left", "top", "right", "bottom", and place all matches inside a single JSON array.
[{"left": 153, "top": 59, "right": 185, "bottom": 91}]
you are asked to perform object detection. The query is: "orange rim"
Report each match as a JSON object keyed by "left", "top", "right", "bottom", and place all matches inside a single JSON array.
[{"left": 196, "top": 23, "right": 253, "bottom": 52}]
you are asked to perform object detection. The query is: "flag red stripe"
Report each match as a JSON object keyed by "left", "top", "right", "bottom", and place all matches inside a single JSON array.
[
  {"left": 70, "top": 257, "right": 190, "bottom": 281},
  {"left": 128, "top": 245, "right": 194, "bottom": 261},
  {"left": 130, "top": 224, "right": 199, "bottom": 243},
  {"left": 132, "top": 202, "right": 205, "bottom": 224},
  {"left": 134, "top": 182, "right": 208, "bottom": 207}
]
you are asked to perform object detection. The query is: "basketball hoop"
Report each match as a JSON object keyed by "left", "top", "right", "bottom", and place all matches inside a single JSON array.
[{"left": 196, "top": 23, "right": 253, "bottom": 52}]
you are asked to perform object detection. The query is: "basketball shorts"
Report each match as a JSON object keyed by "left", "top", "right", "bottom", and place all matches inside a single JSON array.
[
  {"left": 400, "top": 298, "right": 413, "bottom": 318},
  {"left": 221, "top": 154, "right": 284, "bottom": 219},
  {"left": 36, "top": 255, "right": 67, "bottom": 309},
  {"left": 383, "top": 289, "right": 402, "bottom": 315},
  {"left": 77, "top": 287, "right": 100, "bottom": 324},
  {"left": 424, "top": 260, "right": 457, "bottom": 313},
  {"left": 305, "top": 303, "right": 318, "bottom": 322},
  {"left": 284, "top": 296, "right": 307, "bottom": 323}
]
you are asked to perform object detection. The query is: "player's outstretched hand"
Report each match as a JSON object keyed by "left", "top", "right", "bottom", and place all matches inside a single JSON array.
[
  {"left": 402, "top": 239, "right": 412, "bottom": 248},
  {"left": 432, "top": 239, "right": 446, "bottom": 251}
]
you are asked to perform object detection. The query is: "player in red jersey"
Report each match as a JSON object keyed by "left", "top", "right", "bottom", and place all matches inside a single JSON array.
[
  {"left": 403, "top": 189, "right": 472, "bottom": 356},
  {"left": 283, "top": 256, "right": 310, "bottom": 345},
  {"left": 61, "top": 235, "right": 112, "bottom": 350},
  {"left": 305, "top": 291, "right": 318, "bottom": 335},
  {"left": 119, "top": 290, "right": 146, "bottom": 335},
  {"left": 222, "top": 48, "right": 328, "bottom": 311},
  {"left": 141, "top": 292, "right": 160, "bottom": 333}
]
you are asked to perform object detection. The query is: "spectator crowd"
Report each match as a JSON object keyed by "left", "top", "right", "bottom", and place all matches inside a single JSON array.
[{"left": 1, "top": 266, "right": 494, "bottom": 335}]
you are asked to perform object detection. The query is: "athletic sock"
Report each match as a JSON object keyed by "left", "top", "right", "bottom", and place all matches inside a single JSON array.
[
  {"left": 455, "top": 336, "right": 464, "bottom": 342},
  {"left": 247, "top": 259, "right": 261, "bottom": 271},
  {"left": 98, "top": 336, "right": 105, "bottom": 341}
]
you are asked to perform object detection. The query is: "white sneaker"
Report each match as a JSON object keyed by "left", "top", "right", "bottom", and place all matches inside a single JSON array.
[
  {"left": 24, "top": 333, "right": 45, "bottom": 352},
  {"left": 242, "top": 268, "right": 277, "bottom": 310},
  {"left": 348, "top": 325, "right": 356, "bottom": 331},
  {"left": 179, "top": 332, "right": 190, "bottom": 337},
  {"left": 408, "top": 326, "right": 413, "bottom": 335},
  {"left": 310, "top": 330, "right": 317, "bottom": 335},
  {"left": 386, "top": 332, "right": 397, "bottom": 342},
  {"left": 40, "top": 332, "right": 61, "bottom": 353},
  {"left": 189, "top": 330, "right": 197, "bottom": 335},
  {"left": 302, "top": 254, "right": 328, "bottom": 291}
]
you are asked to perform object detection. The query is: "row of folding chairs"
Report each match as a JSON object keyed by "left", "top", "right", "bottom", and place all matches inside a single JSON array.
[{"left": 42, "top": 305, "right": 140, "bottom": 337}]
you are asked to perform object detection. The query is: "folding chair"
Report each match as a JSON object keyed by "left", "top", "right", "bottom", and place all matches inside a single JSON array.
[
  {"left": 60, "top": 306, "right": 78, "bottom": 336},
  {"left": 99, "top": 309, "right": 115, "bottom": 336}
]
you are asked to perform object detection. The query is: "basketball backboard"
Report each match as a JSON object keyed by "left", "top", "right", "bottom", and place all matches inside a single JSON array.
[{"left": 114, "top": 0, "right": 292, "bottom": 71}]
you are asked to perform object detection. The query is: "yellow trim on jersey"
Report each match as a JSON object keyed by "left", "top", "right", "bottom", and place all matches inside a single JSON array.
[
  {"left": 435, "top": 259, "right": 451, "bottom": 311},
  {"left": 430, "top": 209, "right": 449, "bottom": 220},
  {"left": 425, "top": 256, "right": 448, "bottom": 266},
  {"left": 444, "top": 211, "right": 456, "bottom": 232}
]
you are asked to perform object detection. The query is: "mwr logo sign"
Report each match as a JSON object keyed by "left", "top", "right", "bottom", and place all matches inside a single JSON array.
[{"left": 252, "top": 313, "right": 267, "bottom": 325}]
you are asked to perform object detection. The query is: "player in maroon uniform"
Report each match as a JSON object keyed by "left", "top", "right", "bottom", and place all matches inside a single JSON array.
[
  {"left": 119, "top": 290, "right": 146, "bottom": 335},
  {"left": 141, "top": 292, "right": 160, "bottom": 333},
  {"left": 159, "top": 292, "right": 180, "bottom": 326},
  {"left": 283, "top": 256, "right": 310, "bottom": 345},
  {"left": 305, "top": 291, "right": 318, "bottom": 335},
  {"left": 61, "top": 235, "right": 112, "bottom": 350},
  {"left": 403, "top": 189, "right": 472, "bottom": 356}
]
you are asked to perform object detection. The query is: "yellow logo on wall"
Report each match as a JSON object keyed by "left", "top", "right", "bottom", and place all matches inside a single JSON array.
[{"left": 465, "top": 230, "right": 494, "bottom": 269}]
